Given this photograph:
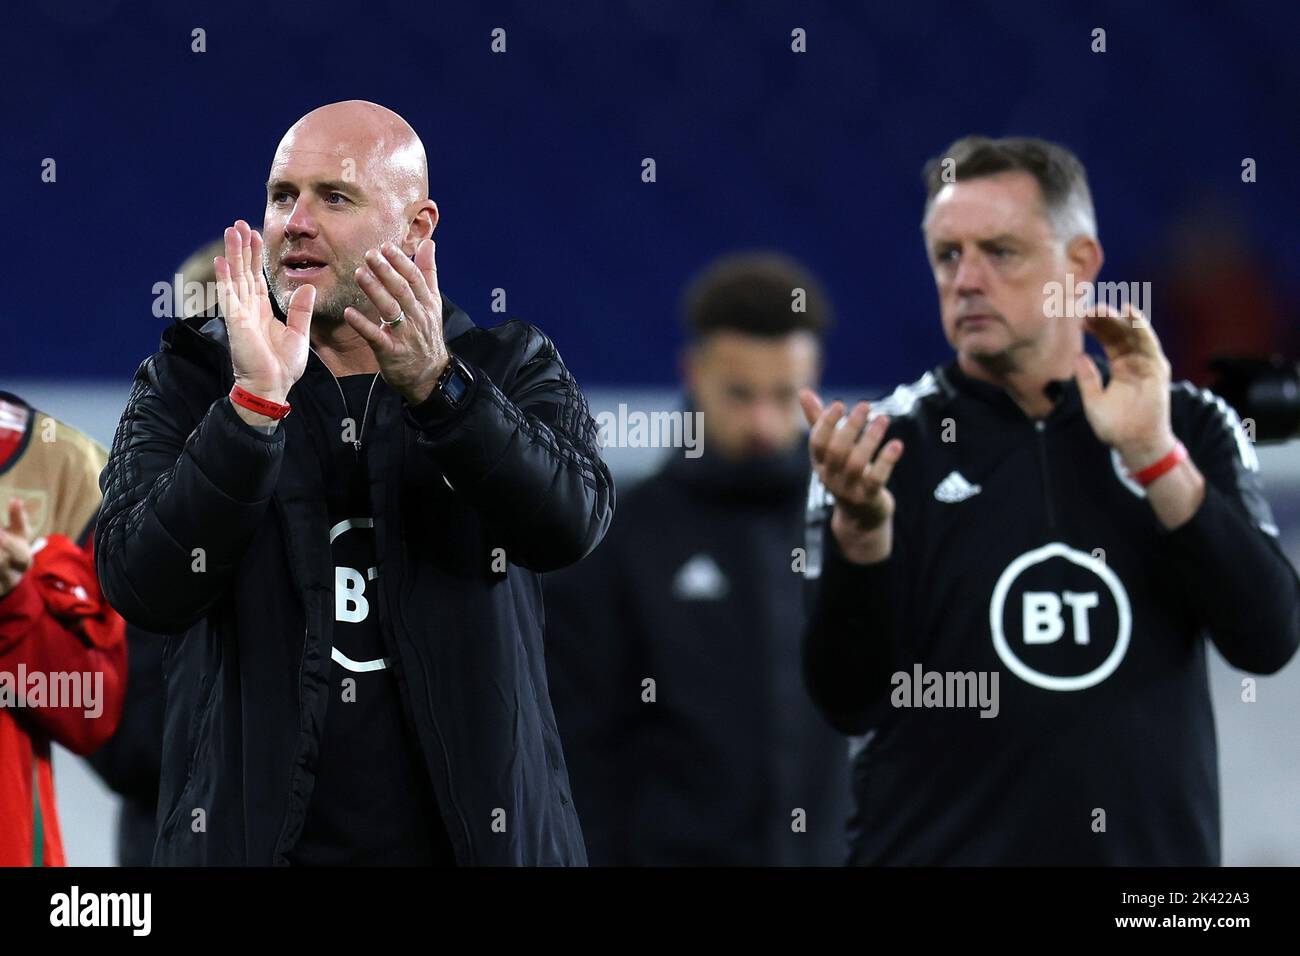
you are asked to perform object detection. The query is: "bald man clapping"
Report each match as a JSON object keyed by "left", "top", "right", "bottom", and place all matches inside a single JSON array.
[{"left": 97, "top": 101, "right": 614, "bottom": 867}]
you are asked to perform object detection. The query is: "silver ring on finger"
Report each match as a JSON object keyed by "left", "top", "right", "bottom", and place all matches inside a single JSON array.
[{"left": 380, "top": 309, "right": 406, "bottom": 328}]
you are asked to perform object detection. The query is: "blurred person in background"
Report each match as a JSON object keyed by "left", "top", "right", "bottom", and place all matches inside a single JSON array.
[
  {"left": 0, "top": 393, "right": 127, "bottom": 865},
  {"left": 86, "top": 238, "right": 223, "bottom": 866},
  {"left": 545, "top": 253, "right": 851, "bottom": 865}
]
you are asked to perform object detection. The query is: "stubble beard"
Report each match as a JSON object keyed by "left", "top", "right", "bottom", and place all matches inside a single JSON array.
[
  {"left": 961, "top": 320, "right": 1031, "bottom": 379},
  {"left": 969, "top": 344, "right": 1021, "bottom": 378},
  {"left": 264, "top": 253, "right": 371, "bottom": 330}
]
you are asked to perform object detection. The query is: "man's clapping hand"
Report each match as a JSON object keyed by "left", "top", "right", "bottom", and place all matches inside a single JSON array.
[
  {"left": 799, "top": 391, "right": 905, "bottom": 565},
  {"left": 343, "top": 238, "right": 450, "bottom": 406},
  {"left": 215, "top": 219, "right": 316, "bottom": 425}
]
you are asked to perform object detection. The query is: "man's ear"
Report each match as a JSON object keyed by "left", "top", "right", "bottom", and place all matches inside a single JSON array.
[
  {"left": 1066, "top": 234, "right": 1104, "bottom": 285},
  {"left": 403, "top": 200, "right": 439, "bottom": 254}
]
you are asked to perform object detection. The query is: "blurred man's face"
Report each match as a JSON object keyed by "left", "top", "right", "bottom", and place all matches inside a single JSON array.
[
  {"left": 685, "top": 330, "right": 821, "bottom": 460},
  {"left": 924, "top": 171, "right": 1082, "bottom": 375},
  {"left": 262, "top": 126, "right": 421, "bottom": 325}
]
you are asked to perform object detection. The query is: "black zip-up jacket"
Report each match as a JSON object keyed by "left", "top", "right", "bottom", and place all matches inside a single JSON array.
[
  {"left": 545, "top": 444, "right": 851, "bottom": 865},
  {"left": 96, "top": 297, "right": 614, "bottom": 865},
  {"left": 803, "top": 361, "right": 1300, "bottom": 865}
]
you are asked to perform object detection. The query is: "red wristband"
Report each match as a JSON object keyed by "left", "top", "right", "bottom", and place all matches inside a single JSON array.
[
  {"left": 1129, "top": 441, "right": 1188, "bottom": 487},
  {"left": 229, "top": 385, "right": 291, "bottom": 420}
]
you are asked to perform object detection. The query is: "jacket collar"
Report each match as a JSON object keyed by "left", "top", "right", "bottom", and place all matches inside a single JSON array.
[
  {"left": 933, "top": 355, "right": 1110, "bottom": 422},
  {"left": 660, "top": 432, "right": 810, "bottom": 506}
]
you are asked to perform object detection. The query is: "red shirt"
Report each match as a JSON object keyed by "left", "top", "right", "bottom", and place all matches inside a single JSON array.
[{"left": 0, "top": 534, "right": 126, "bottom": 865}]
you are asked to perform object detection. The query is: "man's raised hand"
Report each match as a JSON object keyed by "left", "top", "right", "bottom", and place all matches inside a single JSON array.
[
  {"left": 343, "top": 238, "right": 450, "bottom": 406},
  {"left": 1074, "top": 303, "right": 1176, "bottom": 471},
  {"left": 214, "top": 220, "right": 316, "bottom": 408},
  {"left": 799, "top": 390, "right": 904, "bottom": 565}
]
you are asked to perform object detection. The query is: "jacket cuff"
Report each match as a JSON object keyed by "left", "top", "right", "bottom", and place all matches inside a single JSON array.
[
  {"left": 402, "top": 361, "right": 482, "bottom": 435},
  {"left": 1156, "top": 481, "right": 1277, "bottom": 604},
  {"left": 818, "top": 525, "right": 897, "bottom": 625},
  {"left": 195, "top": 397, "right": 285, "bottom": 503},
  {"left": 1159, "top": 486, "right": 1268, "bottom": 598},
  {"left": 1159, "top": 480, "right": 1259, "bottom": 558},
  {"left": 219, "top": 395, "right": 288, "bottom": 443}
]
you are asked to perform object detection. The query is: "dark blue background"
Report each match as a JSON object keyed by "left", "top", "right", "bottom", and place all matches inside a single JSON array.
[{"left": 3, "top": 0, "right": 1296, "bottom": 388}]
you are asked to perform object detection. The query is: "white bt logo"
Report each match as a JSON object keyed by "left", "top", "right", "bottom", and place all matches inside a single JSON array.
[{"left": 989, "top": 543, "right": 1131, "bottom": 691}]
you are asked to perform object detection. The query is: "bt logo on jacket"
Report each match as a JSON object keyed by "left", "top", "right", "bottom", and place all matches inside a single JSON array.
[{"left": 989, "top": 542, "right": 1129, "bottom": 692}]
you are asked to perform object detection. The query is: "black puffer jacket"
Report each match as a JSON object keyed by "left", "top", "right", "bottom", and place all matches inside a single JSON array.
[{"left": 96, "top": 298, "right": 614, "bottom": 865}]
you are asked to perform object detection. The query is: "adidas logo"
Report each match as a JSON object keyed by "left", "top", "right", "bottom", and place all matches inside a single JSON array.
[
  {"left": 934, "top": 470, "right": 982, "bottom": 503},
  {"left": 672, "top": 553, "right": 729, "bottom": 601}
]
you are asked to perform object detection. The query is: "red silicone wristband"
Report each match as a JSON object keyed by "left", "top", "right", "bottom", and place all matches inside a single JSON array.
[
  {"left": 1129, "top": 441, "right": 1188, "bottom": 487},
  {"left": 229, "top": 385, "right": 291, "bottom": 420}
]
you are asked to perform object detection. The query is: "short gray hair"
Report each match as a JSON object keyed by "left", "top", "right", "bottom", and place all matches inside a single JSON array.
[{"left": 921, "top": 135, "right": 1097, "bottom": 244}]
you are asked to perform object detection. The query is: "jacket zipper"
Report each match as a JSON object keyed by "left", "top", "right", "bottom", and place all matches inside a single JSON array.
[
  {"left": 271, "top": 490, "right": 315, "bottom": 864},
  {"left": 204, "top": 332, "right": 318, "bottom": 864},
  {"left": 355, "top": 386, "right": 472, "bottom": 863},
  {"left": 391, "top": 575, "right": 474, "bottom": 863},
  {"left": 1033, "top": 420, "right": 1057, "bottom": 530},
  {"left": 380, "top": 487, "right": 475, "bottom": 863},
  {"left": 242, "top": 350, "right": 471, "bottom": 862}
]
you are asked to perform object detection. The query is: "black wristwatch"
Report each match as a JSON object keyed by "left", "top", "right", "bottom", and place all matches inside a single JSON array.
[{"left": 432, "top": 354, "right": 475, "bottom": 411}]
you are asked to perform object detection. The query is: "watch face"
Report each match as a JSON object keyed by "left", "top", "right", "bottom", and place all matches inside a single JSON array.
[{"left": 443, "top": 366, "right": 470, "bottom": 405}]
